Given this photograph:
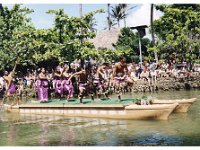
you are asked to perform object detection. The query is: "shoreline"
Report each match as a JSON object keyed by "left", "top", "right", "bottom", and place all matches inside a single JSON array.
[{"left": 130, "top": 76, "right": 200, "bottom": 93}]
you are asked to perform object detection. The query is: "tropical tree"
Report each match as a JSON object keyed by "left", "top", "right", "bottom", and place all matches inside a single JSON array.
[
  {"left": 118, "top": 4, "right": 136, "bottom": 27},
  {"left": 107, "top": 3, "right": 111, "bottom": 30},
  {"left": 0, "top": 4, "right": 35, "bottom": 71},
  {"left": 153, "top": 4, "right": 200, "bottom": 64},
  {"left": 150, "top": 4, "right": 158, "bottom": 63},
  {"left": 0, "top": 4, "right": 105, "bottom": 72},
  {"left": 104, "top": 18, "right": 117, "bottom": 30},
  {"left": 106, "top": 3, "right": 117, "bottom": 30},
  {"left": 47, "top": 9, "right": 68, "bottom": 44},
  {"left": 79, "top": 4, "right": 83, "bottom": 17},
  {"left": 114, "top": 27, "right": 151, "bottom": 62},
  {"left": 47, "top": 8, "right": 104, "bottom": 62},
  {"left": 110, "top": 4, "right": 136, "bottom": 28},
  {"left": 110, "top": 4, "right": 125, "bottom": 28},
  {"left": 31, "top": 29, "right": 62, "bottom": 66}
]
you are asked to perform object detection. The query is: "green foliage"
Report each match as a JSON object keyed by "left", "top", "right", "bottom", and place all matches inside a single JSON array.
[
  {"left": 46, "top": 8, "right": 104, "bottom": 62},
  {"left": 114, "top": 27, "right": 151, "bottom": 62},
  {"left": 153, "top": 4, "right": 200, "bottom": 63},
  {"left": 110, "top": 4, "right": 135, "bottom": 28},
  {"left": 0, "top": 4, "right": 34, "bottom": 70},
  {"left": 110, "top": 4, "right": 125, "bottom": 27},
  {"left": 0, "top": 5, "right": 104, "bottom": 71},
  {"left": 1, "top": 4, "right": 199, "bottom": 73}
]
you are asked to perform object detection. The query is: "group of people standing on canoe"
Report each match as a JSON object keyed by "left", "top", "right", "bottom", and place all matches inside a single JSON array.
[{"left": 1, "top": 56, "right": 134, "bottom": 104}]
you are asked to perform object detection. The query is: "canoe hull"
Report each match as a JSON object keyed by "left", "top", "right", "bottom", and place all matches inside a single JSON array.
[
  {"left": 151, "top": 98, "right": 196, "bottom": 113},
  {"left": 4, "top": 103, "right": 178, "bottom": 120}
]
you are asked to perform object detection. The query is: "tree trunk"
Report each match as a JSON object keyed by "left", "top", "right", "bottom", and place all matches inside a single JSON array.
[
  {"left": 150, "top": 4, "right": 158, "bottom": 63},
  {"left": 79, "top": 4, "right": 83, "bottom": 43},
  {"left": 123, "top": 18, "right": 126, "bottom": 27},
  {"left": 59, "top": 24, "right": 63, "bottom": 44},
  {"left": 79, "top": 4, "right": 83, "bottom": 17},
  {"left": 117, "top": 19, "right": 120, "bottom": 28},
  {"left": 107, "top": 4, "right": 111, "bottom": 30}
]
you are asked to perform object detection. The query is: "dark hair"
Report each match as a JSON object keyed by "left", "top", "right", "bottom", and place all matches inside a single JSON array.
[
  {"left": 84, "top": 63, "right": 91, "bottom": 71},
  {"left": 37, "top": 68, "right": 41, "bottom": 72},
  {"left": 119, "top": 55, "right": 126, "bottom": 62},
  {"left": 76, "top": 67, "right": 82, "bottom": 72},
  {"left": 102, "top": 62, "right": 109, "bottom": 67}
]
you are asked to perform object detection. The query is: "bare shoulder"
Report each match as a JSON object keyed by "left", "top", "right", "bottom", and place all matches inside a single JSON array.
[
  {"left": 115, "top": 62, "right": 120, "bottom": 68},
  {"left": 75, "top": 70, "right": 83, "bottom": 75}
]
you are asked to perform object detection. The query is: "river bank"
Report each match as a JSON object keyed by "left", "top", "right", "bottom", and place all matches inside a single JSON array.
[
  {"left": 0, "top": 76, "right": 200, "bottom": 103},
  {"left": 131, "top": 76, "right": 200, "bottom": 93}
]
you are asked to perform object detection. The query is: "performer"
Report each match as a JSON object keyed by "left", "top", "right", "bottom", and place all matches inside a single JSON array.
[
  {"left": 72, "top": 63, "right": 92, "bottom": 104},
  {"left": 36, "top": 68, "right": 49, "bottom": 102},
  {"left": 112, "top": 56, "right": 131, "bottom": 100},
  {"left": 53, "top": 66, "right": 63, "bottom": 99},
  {"left": 94, "top": 63, "right": 110, "bottom": 98},
  {"left": 25, "top": 70, "right": 36, "bottom": 89},
  {"left": 3, "top": 62, "right": 19, "bottom": 105},
  {"left": 3, "top": 71, "right": 16, "bottom": 96},
  {"left": 62, "top": 64, "right": 74, "bottom": 100}
]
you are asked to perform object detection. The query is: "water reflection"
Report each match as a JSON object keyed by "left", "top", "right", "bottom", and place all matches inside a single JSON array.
[{"left": 0, "top": 90, "right": 200, "bottom": 146}]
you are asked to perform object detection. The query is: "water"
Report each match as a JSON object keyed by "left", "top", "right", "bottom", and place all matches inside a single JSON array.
[{"left": 0, "top": 90, "right": 200, "bottom": 146}]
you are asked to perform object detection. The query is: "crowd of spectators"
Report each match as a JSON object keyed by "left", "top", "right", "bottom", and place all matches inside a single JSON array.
[{"left": 0, "top": 59, "right": 200, "bottom": 100}]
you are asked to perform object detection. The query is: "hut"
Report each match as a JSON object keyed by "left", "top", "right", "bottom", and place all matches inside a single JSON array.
[{"left": 89, "top": 29, "right": 121, "bottom": 50}]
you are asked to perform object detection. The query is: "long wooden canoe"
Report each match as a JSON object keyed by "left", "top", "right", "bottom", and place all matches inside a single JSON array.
[
  {"left": 151, "top": 98, "right": 196, "bottom": 113},
  {"left": 3, "top": 102, "right": 178, "bottom": 120}
]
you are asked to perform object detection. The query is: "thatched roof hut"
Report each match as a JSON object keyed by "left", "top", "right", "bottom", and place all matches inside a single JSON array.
[{"left": 89, "top": 29, "right": 121, "bottom": 50}]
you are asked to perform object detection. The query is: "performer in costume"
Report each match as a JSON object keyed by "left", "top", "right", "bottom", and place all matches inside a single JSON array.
[
  {"left": 53, "top": 66, "right": 63, "bottom": 99},
  {"left": 3, "top": 62, "right": 19, "bottom": 105},
  {"left": 3, "top": 71, "right": 17, "bottom": 95},
  {"left": 71, "top": 62, "right": 93, "bottom": 104},
  {"left": 36, "top": 68, "right": 49, "bottom": 102},
  {"left": 94, "top": 63, "right": 110, "bottom": 98},
  {"left": 112, "top": 56, "right": 131, "bottom": 100},
  {"left": 62, "top": 64, "right": 74, "bottom": 100}
]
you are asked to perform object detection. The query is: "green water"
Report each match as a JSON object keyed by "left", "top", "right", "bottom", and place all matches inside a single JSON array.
[{"left": 0, "top": 90, "right": 200, "bottom": 146}]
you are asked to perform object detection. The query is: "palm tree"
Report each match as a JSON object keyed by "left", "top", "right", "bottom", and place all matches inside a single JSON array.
[
  {"left": 120, "top": 4, "right": 128, "bottom": 27},
  {"left": 79, "top": 4, "right": 83, "bottom": 18},
  {"left": 79, "top": 4, "right": 83, "bottom": 43},
  {"left": 111, "top": 4, "right": 137, "bottom": 28},
  {"left": 150, "top": 4, "right": 158, "bottom": 63},
  {"left": 103, "top": 18, "right": 117, "bottom": 30},
  {"left": 119, "top": 4, "right": 137, "bottom": 27},
  {"left": 110, "top": 5, "right": 124, "bottom": 28},
  {"left": 85, "top": 17, "right": 97, "bottom": 32},
  {"left": 107, "top": 3, "right": 111, "bottom": 30}
]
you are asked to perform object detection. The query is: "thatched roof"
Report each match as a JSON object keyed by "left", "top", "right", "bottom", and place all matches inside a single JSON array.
[{"left": 89, "top": 29, "right": 121, "bottom": 50}]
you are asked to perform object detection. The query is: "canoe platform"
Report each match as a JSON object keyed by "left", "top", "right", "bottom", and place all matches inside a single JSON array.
[{"left": 3, "top": 98, "right": 178, "bottom": 120}]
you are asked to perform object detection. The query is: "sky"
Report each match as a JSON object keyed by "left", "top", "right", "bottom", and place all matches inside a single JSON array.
[{"left": 4, "top": 3, "right": 163, "bottom": 35}]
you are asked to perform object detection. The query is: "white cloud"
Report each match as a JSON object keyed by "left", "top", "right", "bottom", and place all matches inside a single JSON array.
[
  {"left": 125, "top": 4, "right": 163, "bottom": 39},
  {"left": 126, "top": 4, "right": 163, "bottom": 27}
]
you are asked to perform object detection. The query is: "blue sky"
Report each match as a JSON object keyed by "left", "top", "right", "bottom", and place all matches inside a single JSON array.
[
  {"left": 4, "top": 3, "right": 164, "bottom": 40},
  {"left": 4, "top": 4, "right": 141, "bottom": 31}
]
